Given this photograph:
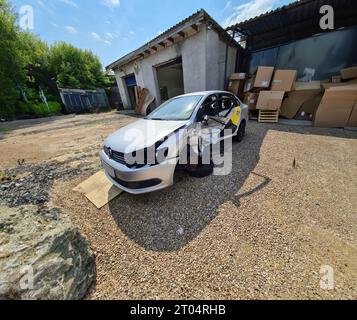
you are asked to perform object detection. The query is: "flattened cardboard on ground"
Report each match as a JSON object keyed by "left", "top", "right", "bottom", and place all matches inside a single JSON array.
[
  {"left": 73, "top": 171, "right": 122, "bottom": 209},
  {"left": 348, "top": 102, "right": 357, "bottom": 127},
  {"left": 314, "top": 85, "right": 357, "bottom": 128},
  {"left": 253, "top": 67, "right": 274, "bottom": 89},
  {"left": 280, "top": 82, "right": 321, "bottom": 119},
  {"left": 256, "top": 91, "right": 285, "bottom": 111},
  {"left": 271, "top": 70, "right": 297, "bottom": 92},
  {"left": 243, "top": 92, "right": 259, "bottom": 110},
  {"left": 340, "top": 66, "right": 357, "bottom": 80}
]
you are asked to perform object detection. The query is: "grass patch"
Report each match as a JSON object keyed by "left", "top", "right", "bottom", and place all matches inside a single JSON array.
[
  {"left": 0, "top": 127, "right": 11, "bottom": 133},
  {"left": 0, "top": 170, "right": 9, "bottom": 182}
]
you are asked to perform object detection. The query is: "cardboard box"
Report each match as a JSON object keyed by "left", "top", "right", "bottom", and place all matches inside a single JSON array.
[
  {"left": 230, "top": 73, "right": 247, "bottom": 81},
  {"left": 294, "top": 94, "right": 323, "bottom": 121},
  {"left": 322, "top": 78, "right": 357, "bottom": 90},
  {"left": 243, "top": 92, "right": 259, "bottom": 110},
  {"left": 228, "top": 79, "right": 244, "bottom": 95},
  {"left": 256, "top": 91, "right": 285, "bottom": 111},
  {"left": 227, "top": 73, "right": 246, "bottom": 95},
  {"left": 253, "top": 67, "right": 274, "bottom": 89},
  {"left": 280, "top": 82, "right": 322, "bottom": 119},
  {"left": 294, "top": 81, "right": 321, "bottom": 90},
  {"left": 271, "top": 70, "right": 297, "bottom": 91},
  {"left": 331, "top": 75, "right": 342, "bottom": 83},
  {"left": 340, "top": 66, "right": 357, "bottom": 80},
  {"left": 244, "top": 77, "right": 255, "bottom": 92},
  {"left": 314, "top": 85, "right": 357, "bottom": 128}
]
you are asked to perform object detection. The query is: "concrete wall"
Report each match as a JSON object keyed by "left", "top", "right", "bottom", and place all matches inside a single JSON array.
[
  {"left": 114, "top": 25, "right": 238, "bottom": 109},
  {"left": 205, "top": 28, "right": 237, "bottom": 91}
]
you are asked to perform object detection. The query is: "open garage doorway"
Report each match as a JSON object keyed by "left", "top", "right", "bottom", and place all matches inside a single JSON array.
[
  {"left": 124, "top": 74, "right": 137, "bottom": 109},
  {"left": 156, "top": 57, "right": 184, "bottom": 103}
]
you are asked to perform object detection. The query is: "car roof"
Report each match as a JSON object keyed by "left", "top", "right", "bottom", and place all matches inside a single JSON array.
[{"left": 177, "top": 91, "right": 235, "bottom": 98}]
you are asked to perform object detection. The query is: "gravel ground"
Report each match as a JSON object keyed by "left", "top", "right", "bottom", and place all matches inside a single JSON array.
[
  {"left": 50, "top": 121, "right": 357, "bottom": 300},
  {"left": 1, "top": 114, "right": 356, "bottom": 299}
]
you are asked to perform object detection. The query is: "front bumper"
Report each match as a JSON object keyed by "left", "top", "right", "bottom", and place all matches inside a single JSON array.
[{"left": 100, "top": 150, "right": 178, "bottom": 194}]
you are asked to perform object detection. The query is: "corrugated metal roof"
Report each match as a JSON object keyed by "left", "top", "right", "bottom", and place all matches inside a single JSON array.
[
  {"left": 226, "top": 0, "right": 357, "bottom": 50},
  {"left": 106, "top": 9, "right": 240, "bottom": 70},
  {"left": 226, "top": 0, "right": 308, "bottom": 32}
]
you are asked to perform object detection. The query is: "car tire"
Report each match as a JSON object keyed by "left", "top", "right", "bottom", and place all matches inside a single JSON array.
[
  {"left": 234, "top": 121, "right": 246, "bottom": 143},
  {"left": 187, "top": 162, "right": 214, "bottom": 178},
  {"left": 186, "top": 145, "right": 214, "bottom": 178}
]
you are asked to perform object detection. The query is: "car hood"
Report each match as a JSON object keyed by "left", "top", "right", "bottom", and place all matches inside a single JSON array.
[{"left": 105, "top": 119, "right": 188, "bottom": 153}]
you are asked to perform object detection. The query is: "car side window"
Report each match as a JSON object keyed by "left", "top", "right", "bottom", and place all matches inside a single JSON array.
[
  {"left": 218, "top": 94, "right": 235, "bottom": 115},
  {"left": 197, "top": 95, "right": 218, "bottom": 121}
]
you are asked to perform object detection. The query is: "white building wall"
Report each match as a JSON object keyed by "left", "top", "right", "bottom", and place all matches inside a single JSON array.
[
  {"left": 205, "top": 28, "right": 237, "bottom": 91},
  {"left": 114, "top": 25, "right": 237, "bottom": 109}
]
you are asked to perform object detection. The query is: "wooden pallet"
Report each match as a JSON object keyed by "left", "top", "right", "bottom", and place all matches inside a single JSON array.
[{"left": 258, "top": 110, "right": 279, "bottom": 123}]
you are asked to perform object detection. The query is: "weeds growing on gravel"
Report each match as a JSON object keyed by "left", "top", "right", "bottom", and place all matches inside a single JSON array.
[{"left": 0, "top": 170, "right": 9, "bottom": 182}]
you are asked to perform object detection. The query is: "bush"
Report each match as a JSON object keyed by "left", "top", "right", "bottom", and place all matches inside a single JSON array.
[
  {"left": 0, "top": 103, "right": 17, "bottom": 120},
  {"left": 14, "top": 100, "right": 62, "bottom": 118},
  {"left": 31, "top": 101, "right": 61, "bottom": 116}
]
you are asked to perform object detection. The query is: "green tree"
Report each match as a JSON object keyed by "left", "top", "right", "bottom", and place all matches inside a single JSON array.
[
  {"left": 19, "top": 32, "right": 49, "bottom": 68},
  {"left": 48, "top": 42, "right": 108, "bottom": 89},
  {"left": 0, "top": 0, "right": 110, "bottom": 120},
  {"left": 0, "top": 0, "right": 25, "bottom": 119}
]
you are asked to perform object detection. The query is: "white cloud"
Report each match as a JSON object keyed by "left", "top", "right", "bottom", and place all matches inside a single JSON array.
[
  {"left": 90, "top": 32, "right": 112, "bottom": 45},
  {"left": 223, "top": 0, "right": 278, "bottom": 28},
  {"left": 65, "top": 25, "right": 78, "bottom": 34},
  {"left": 101, "top": 0, "right": 120, "bottom": 8},
  {"left": 105, "top": 32, "right": 114, "bottom": 40},
  {"left": 129, "top": 30, "right": 135, "bottom": 36},
  {"left": 90, "top": 32, "right": 102, "bottom": 40},
  {"left": 59, "top": 0, "right": 79, "bottom": 8}
]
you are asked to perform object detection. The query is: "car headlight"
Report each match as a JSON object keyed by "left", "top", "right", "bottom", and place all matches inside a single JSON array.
[{"left": 103, "top": 146, "right": 110, "bottom": 157}]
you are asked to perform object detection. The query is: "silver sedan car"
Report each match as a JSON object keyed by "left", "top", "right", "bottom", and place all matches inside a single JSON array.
[{"left": 100, "top": 91, "right": 248, "bottom": 194}]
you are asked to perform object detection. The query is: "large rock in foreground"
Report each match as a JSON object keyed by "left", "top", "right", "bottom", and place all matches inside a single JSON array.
[{"left": 0, "top": 206, "right": 95, "bottom": 300}]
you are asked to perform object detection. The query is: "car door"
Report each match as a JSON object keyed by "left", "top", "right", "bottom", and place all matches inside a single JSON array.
[
  {"left": 217, "top": 93, "right": 242, "bottom": 138},
  {"left": 195, "top": 94, "right": 224, "bottom": 145}
]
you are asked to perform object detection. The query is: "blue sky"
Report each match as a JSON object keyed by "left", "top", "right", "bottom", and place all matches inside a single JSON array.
[{"left": 11, "top": 0, "right": 292, "bottom": 67}]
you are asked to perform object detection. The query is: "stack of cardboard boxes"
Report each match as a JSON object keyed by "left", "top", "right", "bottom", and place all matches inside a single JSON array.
[
  {"left": 228, "top": 65, "right": 357, "bottom": 128},
  {"left": 241, "top": 67, "right": 296, "bottom": 123}
]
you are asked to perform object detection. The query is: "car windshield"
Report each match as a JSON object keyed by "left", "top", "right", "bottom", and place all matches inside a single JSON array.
[{"left": 146, "top": 95, "right": 203, "bottom": 121}]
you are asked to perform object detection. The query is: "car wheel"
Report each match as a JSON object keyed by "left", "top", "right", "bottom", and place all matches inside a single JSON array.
[
  {"left": 186, "top": 145, "right": 214, "bottom": 178},
  {"left": 234, "top": 121, "right": 246, "bottom": 143},
  {"left": 187, "top": 162, "right": 214, "bottom": 178}
]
